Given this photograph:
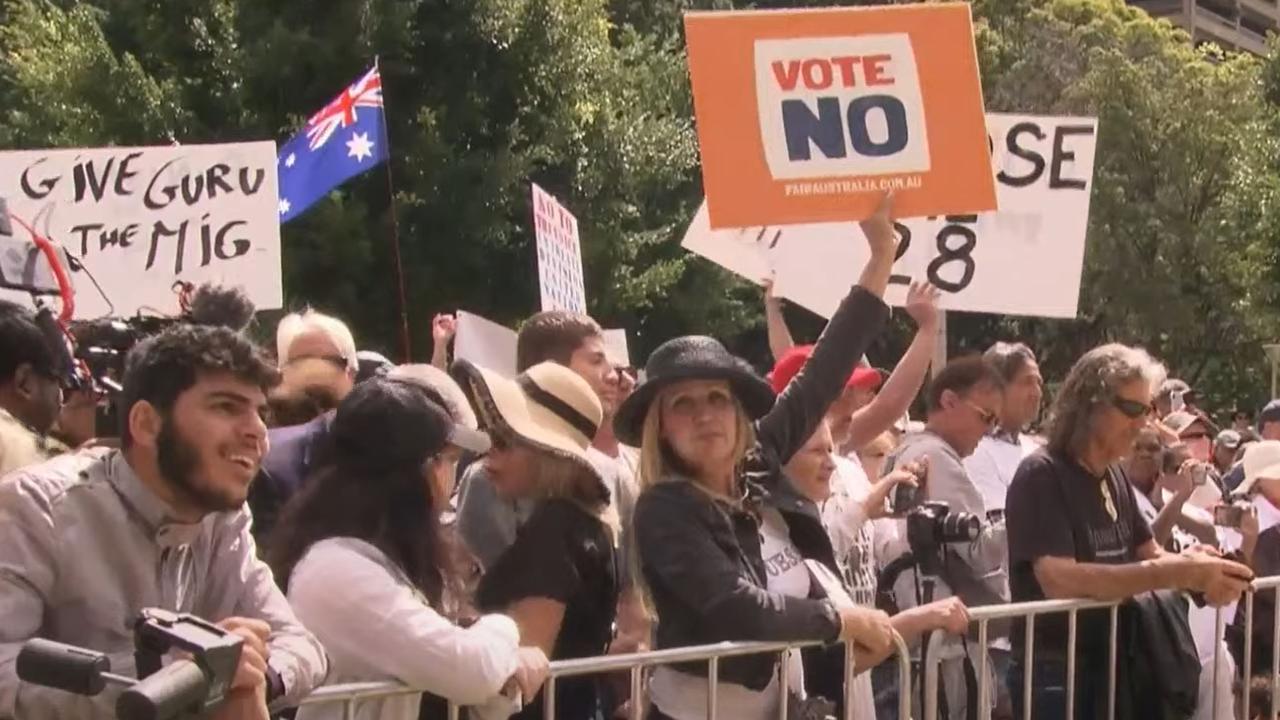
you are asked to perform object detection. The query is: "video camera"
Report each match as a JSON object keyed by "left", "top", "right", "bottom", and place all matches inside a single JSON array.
[
  {"left": 17, "top": 608, "right": 243, "bottom": 720},
  {"left": 1, "top": 195, "right": 259, "bottom": 438}
]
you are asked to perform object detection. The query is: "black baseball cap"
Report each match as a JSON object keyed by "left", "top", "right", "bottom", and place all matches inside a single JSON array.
[{"left": 330, "top": 377, "right": 489, "bottom": 471}]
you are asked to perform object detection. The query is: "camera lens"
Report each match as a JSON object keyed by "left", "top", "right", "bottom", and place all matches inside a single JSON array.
[{"left": 940, "top": 512, "right": 981, "bottom": 543}]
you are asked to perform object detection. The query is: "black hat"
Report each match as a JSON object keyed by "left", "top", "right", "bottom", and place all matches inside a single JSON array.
[
  {"left": 331, "top": 377, "right": 490, "bottom": 472},
  {"left": 613, "top": 336, "right": 775, "bottom": 446}
]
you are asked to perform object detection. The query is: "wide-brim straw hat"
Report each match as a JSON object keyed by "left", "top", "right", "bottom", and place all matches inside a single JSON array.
[
  {"left": 452, "top": 360, "right": 604, "bottom": 485},
  {"left": 613, "top": 335, "right": 775, "bottom": 447}
]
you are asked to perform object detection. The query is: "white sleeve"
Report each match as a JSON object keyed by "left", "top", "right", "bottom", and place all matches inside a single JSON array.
[
  {"left": 822, "top": 492, "right": 869, "bottom": 559},
  {"left": 288, "top": 540, "right": 521, "bottom": 705}
]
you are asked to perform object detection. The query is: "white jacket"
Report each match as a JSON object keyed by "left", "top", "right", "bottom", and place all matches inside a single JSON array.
[{"left": 290, "top": 537, "right": 522, "bottom": 720}]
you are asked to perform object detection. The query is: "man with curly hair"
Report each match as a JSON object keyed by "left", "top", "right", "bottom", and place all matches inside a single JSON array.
[{"left": 0, "top": 324, "right": 327, "bottom": 719}]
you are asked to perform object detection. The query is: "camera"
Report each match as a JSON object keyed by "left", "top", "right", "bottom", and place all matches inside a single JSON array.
[
  {"left": 889, "top": 462, "right": 928, "bottom": 515},
  {"left": 1213, "top": 501, "right": 1251, "bottom": 529},
  {"left": 17, "top": 608, "right": 243, "bottom": 720},
  {"left": 906, "top": 501, "right": 982, "bottom": 556},
  {"left": 891, "top": 481, "right": 920, "bottom": 515},
  {"left": 1191, "top": 463, "right": 1211, "bottom": 487}
]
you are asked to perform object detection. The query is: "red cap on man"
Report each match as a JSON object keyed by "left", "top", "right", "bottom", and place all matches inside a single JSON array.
[{"left": 768, "top": 344, "right": 884, "bottom": 395}]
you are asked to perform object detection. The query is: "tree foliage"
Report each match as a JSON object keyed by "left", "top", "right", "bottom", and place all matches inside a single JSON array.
[{"left": 3, "top": 0, "right": 1280, "bottom": 417}]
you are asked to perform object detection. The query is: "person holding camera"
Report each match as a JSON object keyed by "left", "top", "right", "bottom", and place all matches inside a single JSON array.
[
  {"left": 877, "top": 356, "right": 1008, "bottom": 720},
  {"left": 616, "top": 193, "right": 899, "bottom": 720},
  {"left": 0, "top": 324, "right": 328, "bottom": 718},
  {"left": 1006, "top": 344, "right": 1253, "bottom": 720},
  {"left": 271, "top": 377, "right": 549, "bottom": 720},
  {"left": 0, "top": 300, "right": 67, "bottom": 475}
]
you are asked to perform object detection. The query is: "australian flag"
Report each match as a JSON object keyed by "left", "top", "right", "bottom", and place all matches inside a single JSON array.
[{"left": 277, "top": 66, "right": 389, "bottom": 223}]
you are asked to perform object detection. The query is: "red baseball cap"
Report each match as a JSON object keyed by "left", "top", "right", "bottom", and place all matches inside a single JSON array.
[{"left": 769, "top": 345, "right": 884, "bottom": 395}]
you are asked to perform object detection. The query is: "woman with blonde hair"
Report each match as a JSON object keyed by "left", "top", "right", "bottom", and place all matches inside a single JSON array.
[
  {"left": 453, "top": 360, "right": 619, "bottom": 720},
  {"left": 613, "top": 195, "right": 903, "bottom": 720}
]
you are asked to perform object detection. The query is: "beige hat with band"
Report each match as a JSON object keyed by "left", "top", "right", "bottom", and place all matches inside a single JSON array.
[{"left": 452, "top": 360, "right": 604, "bottom": 483}]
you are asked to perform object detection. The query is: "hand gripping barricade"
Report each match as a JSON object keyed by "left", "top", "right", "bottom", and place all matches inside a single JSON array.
[
  {"left": 915, "top": 577, "right": 1280, "bottom": 720},
  {"left": 16, "top": 608, "right": 243, "bottom": 720},
  {"left": 297, "top": 634, "right": 916, "bottom": 720}
]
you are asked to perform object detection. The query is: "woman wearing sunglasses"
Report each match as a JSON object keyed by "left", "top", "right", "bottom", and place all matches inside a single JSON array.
[{"left": 453, "top": 360, "right": 619, "bottom": 720}]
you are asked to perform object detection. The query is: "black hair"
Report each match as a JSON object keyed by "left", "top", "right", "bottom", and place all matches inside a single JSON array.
[
  {"left": 185, "top": 283, "right": 256, "bottom": 332},
  {"left": 925, "top": 355, "right": 1005, "bottom": 412},
  {"left": 0, "top": 300, "right": 56, "bottom": 384},
  {"left": 119, "top": 324, "right": 279, "bottom": 446},
  {"left": 267, "top": 384, "right": 457, "bottom": 607}
]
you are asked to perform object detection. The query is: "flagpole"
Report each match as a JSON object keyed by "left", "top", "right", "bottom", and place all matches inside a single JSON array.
[{"left": 375, "top": 56, "right": 413, "bottom": 363}]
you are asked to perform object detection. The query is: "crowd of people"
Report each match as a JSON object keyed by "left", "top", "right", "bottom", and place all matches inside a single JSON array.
[{"left": 0, "top": 192, "right": 1275, "bottom": 720}]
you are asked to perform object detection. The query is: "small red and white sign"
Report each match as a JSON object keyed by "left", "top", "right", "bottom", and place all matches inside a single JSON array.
[{"left": 531, "top": 183, "right": 586, "bottom": 314}]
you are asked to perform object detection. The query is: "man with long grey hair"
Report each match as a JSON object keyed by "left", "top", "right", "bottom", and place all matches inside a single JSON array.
[{"left": 1005, "top": 343, "right": 1253, "bottom": 720}]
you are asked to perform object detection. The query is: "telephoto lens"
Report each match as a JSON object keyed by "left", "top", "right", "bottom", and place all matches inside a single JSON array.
[{"left": 939, "top": 512, "right": 981, "bottom": 543}]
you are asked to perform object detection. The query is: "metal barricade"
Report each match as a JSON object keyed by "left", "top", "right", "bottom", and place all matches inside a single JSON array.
[
  {"left": 297, "top": 632, "right": 914, "bottom": 720},
  {"left": 1238, "top": 575, "right": 1280, "bottom": 720},
  {"left": 918, "top": 597, "right": 1121, "bottom": 720},
  {"left": 917, "top": 577, "right": 1280, "bottom": 720}
]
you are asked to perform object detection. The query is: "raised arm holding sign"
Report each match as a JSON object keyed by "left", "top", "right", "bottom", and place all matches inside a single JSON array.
[
  {"left": 682, "top": 114, "right": 1100, "bottom": 320},
  {"left": 684, "top": 3, "right": 995, "bottom": 228}
]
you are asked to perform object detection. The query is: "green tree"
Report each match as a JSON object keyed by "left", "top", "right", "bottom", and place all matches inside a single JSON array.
[
  {"left": 4, "top": 0, "right": 1280, "bottom": 415},
  {"left": 963, "top": 0, "right": 1280, "bottom": 417}
]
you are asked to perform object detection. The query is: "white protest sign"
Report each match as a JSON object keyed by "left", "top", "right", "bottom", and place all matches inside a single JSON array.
[
  {"left": 602, "top": 329, "right": 630, "bottom": 368},
  {"left": 0, "top": 142, "right": 281, "bottom": 318},
  {"left": 454, "top": 311, "right": 518, "bottom": 379},
  {"left": 681, "top": 114, "right": 1098, "bottom": 319},
  {"left": 531, "top": 183, "right": 587, "bottom": 314}
]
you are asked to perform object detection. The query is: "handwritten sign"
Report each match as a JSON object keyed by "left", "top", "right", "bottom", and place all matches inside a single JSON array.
[
  {"left": 0, "top": 142, "right": 281, "bottom": 318},
  {"left": 454, "top": 311, "right": 518, "bottom": 379},
  {"left": 681, "top": 114, "right": 1098, "bottom": 319},
  {"left": 684, "top": 4, "right": 994, "bottom": 228},
  {"left": 531, "top": 183, "right": 587, "bottom": 314}
]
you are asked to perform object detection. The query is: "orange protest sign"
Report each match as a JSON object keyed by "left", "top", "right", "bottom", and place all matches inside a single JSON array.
[{"left": 684, "top": 4, "right": 995, "bottom": 228}]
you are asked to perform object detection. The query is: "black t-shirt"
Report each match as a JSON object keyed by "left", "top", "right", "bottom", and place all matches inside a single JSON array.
[
  {"left": 476, "top": 498, "right": 618, "bottom": 720},
  {"left": 1006, "top": 449, "right": 1153, "bottom": 657}
]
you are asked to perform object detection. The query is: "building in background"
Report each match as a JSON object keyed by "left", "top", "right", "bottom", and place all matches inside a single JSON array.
[{"left": 1131, "top": 0, "right": 1278, "bottom": 55}]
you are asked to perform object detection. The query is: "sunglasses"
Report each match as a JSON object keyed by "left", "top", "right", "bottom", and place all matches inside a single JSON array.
[
  {"left": 1181, "top": 431, "right": 1211, "bottom": 442},
  {"left": 965, "top": 400, "right": 998, "bottom": 428},
  {"left": 1112, "top": 397, "right": 1155, "bottom": 419}
]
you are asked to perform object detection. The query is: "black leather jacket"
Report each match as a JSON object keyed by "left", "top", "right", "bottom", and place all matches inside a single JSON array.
[{"left": 633, "top": 285, "right": 888, "bottom": 691}]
